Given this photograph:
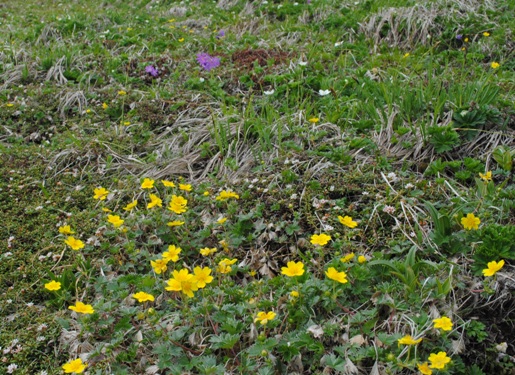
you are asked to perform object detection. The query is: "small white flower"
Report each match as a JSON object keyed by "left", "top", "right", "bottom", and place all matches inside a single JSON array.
[
  {"left": 26, "top": 302, "right": 34, "bottom": 307},
  {"left": 37, "top": 324, "right": 48, "bottom": 332},
  {"left": 290, "top": 194, "right": 298, "bottom": 199},
  {"left": 298, "top": 61, "right": 308, "bottom": 66},
  {"left": 322, "top": 224, "right": 334, "bottom": 231},
  {"left": 383, "top": 205, "right": 396, "bottom": 214},
  {"left": 362, "top": 191, "right": 369, "bottom": 196},
  {"left": 387, "top": 172, "right": 397, "bottom": 181},
  {"left": 7, "top": 363, "right": 17, "bottom": 373},
  {"left": 319, "top": 89, "right": 331, "bottom": 96},
  {"left": 199, "top": 77, "right": 205, "bottom": 82},
  {"left": 6, "top": 299, "right": 12, "bottom": 304},
  {"left": 37, "top": 336, "right": 46, "bottom": 342},
  {"left": 263, "top": 89, "right": 275, "bottom": 95},
  {"left": 334, "top": 41, "right": 343, "bottom": 47},
  {"left": 496, "top": 342, "right": 508, "bottom": 353},
  {"left": 404, "top": 183, "right": 414, "bottom": 189}
]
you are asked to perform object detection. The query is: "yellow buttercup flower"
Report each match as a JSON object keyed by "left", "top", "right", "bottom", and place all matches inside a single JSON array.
[
  {"left": 93, "top": 187, "right": 109, "bottom": 200},
  {"left": 308, "top": 117, "right": 319, "bottom": 123},
  {"left": 290, "top": 290, "right": 299, "bottom": 298},
  {"left": 178, "top": 37, "right": 185, "bottom": 42},
  {"left": 254, "top": 311, "right": 276, "bottom": 325},
  {"left": 167, "top": 220, "right": 185, "bottom": 227},
  {"left": 217, "top": 217, "right": 227, "bottom": 224},
  {"left": 179, "top": 183, "right": 192, "bottom": 191},
  {"left": 482, "top": 260, "right": 505, "bottom": 277},
  {"left": 64, "top": 236, "right": 85, "bottom": 251},
  {"left": 398, "top": 335, "right": 423, "bottom": 345},
  {"left": 217, "top": 258, "right": 238, "bottom": 274},
  {"left": 203, "top": 191, "right": 210, "bottom": 196},
  {"left": 215, "top": 190, "right": 240, "bottom": 201},
  {"left": 165, "top": 269, "right": 198, "bottom": 297},
  {"left": 491, "top": 62, "right": 500, "bottom": 69},
  {"left": 59, "top": 225, "right": 75, "bottom": 235},
  {"left": 192, "top": 266, "right": 214, "bottom": 288},
  {"left": 310, "top": 233, "right": 331, "bottom": 246},
  {"left": 132, "top": 292, "right": 155, "bottom": 303},
  {"left": 44, "top": 280, "right": 61, "bottom": 291},
  {"left": 162, "top": 180, "right": 176, "bottom": 187},
  {"left": 417, "top": 362, "right": 432, "bottom": 375},
  {"left": 325, "top": 267, "right": 348, "bottom": 284},
  {"left": 479, "top": 171, "right": 492, "bottom": 181},
  {"left": 147, "top": 193, "right": 162, "bottom": 208},
  {"left": 68, "top": 301, "right": 95, "bottom": 314},
  {"left": 123, "top": 200, "right": 138, "bottom": 211},
  {"left": 102, "top": 102, "right": 108, "bottom": 110},
  {"left": 141, "top": 178, "right": 155, "bottom": 189},
  {"left": 62, "top": 358, "right": 87, "bottom": 374},
  {"left": 461, "top": 213, "right": 480, "bottom": 230},
  {"left": 358, "top": 255, "right": 367, "bottom": 264},
  {"left": 428, "top": 352, "right": 451, "bottom": 370},
  {"left": 162, "top": 245, "right": 181, "bottom": 263},
  {"left": 341, "top": 252, "right": 355, "bottom": 263},
  {"left": 168, "top": 195, "right": 188, "bottom": 214},
  {"left": 200, "top": 247, "right": 217, "bottom": 256},
  {"left": 483, "top": 31, "right": 490, "bottom": 37},
  {"left": 338, "top": 215, "right": 357, "bottom": 228},
  {"left": 281, "top": 261, "right": 305, "bottom": 277},
  {"left": 433, "top": 316, "right": 453, "bottom": 331},
  {"left": 118, "top": 90, "right": 127, "bottom": 96},
  {"left": 150, "top": 259, "right": 168, "bottom": 274},
  {"left": 102, "top": 207, "right": 112, "bottom": 213},
  {"left": 107, "top": 214, "right": 124, "bottom": 228}
]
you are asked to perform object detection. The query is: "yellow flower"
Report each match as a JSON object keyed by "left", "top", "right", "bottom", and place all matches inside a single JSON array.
[
  {"left": 483, "top": 31, "right": 490, "bottom": 37},
  {"left": 147, "top": 193, "right": 162, "bottom": 208},
  {"left": 217, "top": 258, "right": 238, "bottom": 274},
  {"left": 118, "top": 90, "right": 127, "bottom": 96},
  {"left": 254, "top": 311, "right": 276, "bottom": 325},
  {"left": 290, "top": 290, "right": 299, "bottom": 298},
  {"left": 341, "top": 252, "right": 355, "bottom": 263},
  {"left": 215, "top": 190, "right": 240, "bottom": 201},
  {"left": 178, "top": 37, "right": 185, "bottom": 42},
  {"left": 203, "top": 191, "right": 210, "bottom": 196},
  {"left": 93, "top": 187, "right": 109, "bottom": 200},
  {"left": 141, "top": 178, "right": 155, "bottom": 189},
  {"left": 428, "top": 352, "right": 451, "bottom": 370},
  {"left": 491, "top": 62, "right": 500, "bottom": 69},
  {"left": 219, "top": 239, "right": 229, "bottom": 251},
  {"left": 398, "top": 335, "right": 423, "bottom": 345},
  {"left": 192, "top": 266, "right": 213, "bottom": 288},
  {"left": 165, "top": 269, "right": 198, "bottom": 298},
  {"left": 102, "top": 207, "right": 112, "bottom": 212},
  {"left": 310, "top": 233, "right": 331, "bottom": 246},
  {"left": 461, "top": 213, "right": 480, "bottom": 230},
  {"left": 200, "top": 247, "right": 217, "bottom": 256},
  {"left": 62, "top": 358, "right": 87, "bottom": 374},
  {"left": 59, "top": 225, "right": 75, "bottom": 235},
  {"left": 123, "top": 200, "right": 138, "bottom": 211},
  {"left": 44, "top": 280, "right": 61, "bottom": 291},
  {"left": 403, "top": 52, "right": 410, "bottom": 58},
  {"left": 482, "top": 260, "right": 505, "bottom": 277},
  {"left": 123, "top": 121, "right": 130, "bottom": 126},
  {"left": 338, "top": 215, "right": 358, "bottom": 228},
  {"left": 102, "top": 102, "right": 108, "bottom": 109},
  {"left": 479, "top": 171, "right": 492, "bottom": 181},
  {"left": 132, "top": 292, "right": 155, "bottom": 303},
  {"left": 433, "top": 316, "right": 453, "bottom": 331},
  {"left": 179, "top": 183, "right": 192, "bottom": 191},
  {"left": 64, "top": 236, "right": 85, "bottom": 251},
  {"left": 168, "top": 195, "right": 188, "bottom": 214},
  {"left": 167, "top": 220, "right": 185, "bottom": 227},
  {"left": 358, "top": 255, "right": 367, "bottom": 264},
  {"left": 281, "top": 261, "right": 305, "bottom": 277},
  {"left": 162, "top": 180, "right": 176, "bottom": 187},
  {"left": 417, "top": 362, "right": 432, "bottom": 375},
  {"left": 217, "top": 217, "right": 227, "bottom": 224},
  {"left": 68, "top": 301, "right": 95, "bottom": 314},
  {"left": 86, "top": 109, "right": 91, "bottom": 113},
  {"left": 6, "top": 103, "right": 14, "bottom": 107},
  {"left": 308, "top": 117, "right": 319, "bottom": 123},
  {"left": 150, "top": 259, "right": 168, "bottom": 274},
  {"left": 464, "top": 37, "right": 469, "bottom": 42},
  {"left": 163, "top": 245, "right": 181, "bottom": 263},
  {"left": 325, "top": 267, "right": 348, "bottom": 284},
  {"left": 107, "top": 214, "right": 124, "bottom": 228}
]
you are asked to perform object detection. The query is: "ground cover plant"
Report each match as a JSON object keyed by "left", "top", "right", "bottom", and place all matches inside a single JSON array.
[{"left": 0, "top": 0, "right": 514, "bottom": 374}]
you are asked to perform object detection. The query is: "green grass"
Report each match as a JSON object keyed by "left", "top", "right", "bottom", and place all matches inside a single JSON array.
[{"left": 0, "top": 0, "right": 514, "bottom": 374}]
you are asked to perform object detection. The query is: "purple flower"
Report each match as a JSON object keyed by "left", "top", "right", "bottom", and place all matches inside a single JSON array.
[
  {"left": 307, "top": 0, "right": 311, "bottom": 3},
  {"left": 196, "top": 53, "right": 221, "bottom": 71},
  {"left": 216, "top": 30, "right": 225, "bottom": 39},
  {"left": 456, "top": 34, "right": 463, "bottom": 40},
  {"left": 145, "top": 65, "right": 159, "bottom": 77}
]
